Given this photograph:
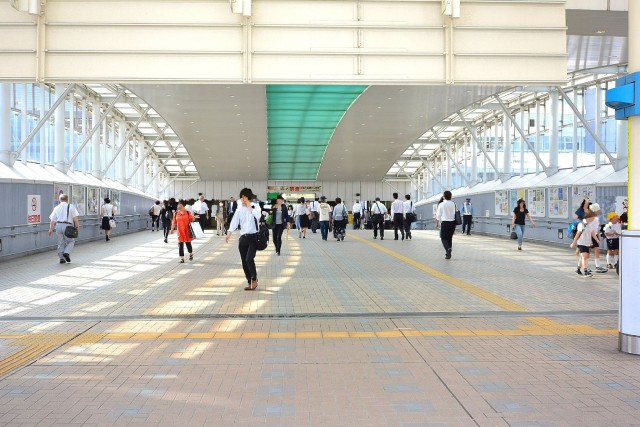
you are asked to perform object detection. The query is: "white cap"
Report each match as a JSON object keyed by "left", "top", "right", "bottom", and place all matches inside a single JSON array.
[{"left": 590, "top": 203, "right": 601, "bottom": 213}]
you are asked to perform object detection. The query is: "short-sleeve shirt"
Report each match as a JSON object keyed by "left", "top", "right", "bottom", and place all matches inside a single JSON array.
[
  {"left": 318, "top": 203, "right": 331, "bottom": 221},
  {"left": 513, "top": 207, "right": 529, "bottom": 225},
  {"left": 574, "top": 207, "right": 586, "bottom": 220},
  {"left": 577, "top": 222, "right": 593, "bottom": 246},
  {"left": 50, "top": 203, "right": 79, "bottom": 223}
]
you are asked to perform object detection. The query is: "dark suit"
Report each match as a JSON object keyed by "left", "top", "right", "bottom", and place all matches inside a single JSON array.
[
  {"left": 226, "top": 200, "right": 238, "bottom": 230},
  {"left": 271, "top": 205, "right": 290, "bottom": 254}
]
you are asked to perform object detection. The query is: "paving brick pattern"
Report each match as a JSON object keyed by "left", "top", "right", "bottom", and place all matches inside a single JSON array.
[{"left": 0, "top": 229, "right": 636, "bottom": 426}]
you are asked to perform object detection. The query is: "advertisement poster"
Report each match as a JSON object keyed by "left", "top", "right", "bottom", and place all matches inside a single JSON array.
[
  {"left": 509, "top": 189, "right": 526, "bottom": 213},
  {"left": 53, "top": 183, "right": 70, "bottom": 205},
  {"left": 71, "top": 186, "right": 86, "bottom": 216},
  {"left": 27, "top": 195, "right": 41, "bottom": 224},
  {"left": 527, "top": 188, "right": 546, "bottom": 217},
  {"left": 100, "top": 188, "right": 111, "bottom": 208},
  {"left": 495, "top": 190, "right": 510, "bottom": 216},
  {"left": 111, "top": 191, "right": 121, "bottom": 213},
  {"left": 548, "top": 187, "right": 569, "bottom": 218},
  {"left": 87, "top": 187, "right": 99, "bottom": 215},
  {"left": 572, "top": 185, "right": 596, "bottom": 212}
]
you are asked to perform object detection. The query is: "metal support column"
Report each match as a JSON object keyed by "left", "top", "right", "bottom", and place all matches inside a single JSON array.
[
  {"left": 520, "top": 110, "right": 525, "bottom": 177},
  {"left": 616, "top": 119, "right": 628, "bottom": 169},
  {"left": 39, "top": 83, "right": 45, "bottom": 166},
  {"left": 137, "top": 140, "right": 145, "bottom": 191},
  {"left": 572, "top": 91, "right": 578, "bottom": 171},
  {"left": 118, "top": 120, "right": 127, "bottom": 184},
  {"left": 502, "top": 116, "right": 512, "bottom": 181},
  {"left": 549, "top": 91, "right": 559, "bottom": 175},
  {"left": 21, "top": 84, "right": 27, "bottom": 161},
  {"left": 91, "top": 104, "right": 101, "bottom": 179},
  {"left": 81, "top": 99, "right": 88, "bottom": 172},
  {"left": 54, "top": 84, "right": 66, "bottom": 172},
  {"left": 595, "top": 83, "right": 602, "bottom": 169},
  {"left": 0, "top": 83, "right": 10, "bottom": 166},
  {"left": 470, "top": 133, "right": 477, "bottom": 185}
]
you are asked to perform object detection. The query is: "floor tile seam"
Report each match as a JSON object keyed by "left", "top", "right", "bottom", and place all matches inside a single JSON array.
[{"left": 349, "top": 234, "right": 528, "bottom": 312}]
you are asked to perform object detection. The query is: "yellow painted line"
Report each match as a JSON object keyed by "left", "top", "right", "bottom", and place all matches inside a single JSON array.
[
  {"left": 0, "top": 344, "right": 55, "bottom": 378},
  {"left": 296, "top": 332, "right": 322, "bottom": 339},
  {"left": 241, "top": 332, "right": 269, "bottom": 339},
  {"left": 350, "top": 234, "right": 528, "bottom": 312},
  {"left": 322, "top": 331, "right": 349, "bottom": 338},
  {"left": 270, "top": 332, "right": 296, "bottom": 339},
  {"left": 187, "top": 333, "right": 216, "bottom": 339}
]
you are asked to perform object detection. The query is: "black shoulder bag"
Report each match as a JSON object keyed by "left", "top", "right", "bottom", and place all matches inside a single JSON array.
[
  {"left": 254, "top": 216, "right": 269, "bottom": 251},
  {"left": 63, "top": 204, "right": 79, "bottom": 238}
]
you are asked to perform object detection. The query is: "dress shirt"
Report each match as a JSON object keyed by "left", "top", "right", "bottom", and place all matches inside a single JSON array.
[
  {"left": 228, "top": 205, "right": 261, "bottom": 235},
  {"left": 196, "top": 201, "right": 209, "bottom": 215},
  {"left": 435, "top": 200, "right": 456, "bottom": 222},
  {"left": 371, "top": 202, "right": 387, "bottom": 215},
  {"left": 352, "top": 202, "right": 361, "bottom": 213},
  {"left": 49, "top": 202, "right": 79, "bottom": 223},
  {"left": 311, "top": 200, "right": 319, "bottom": 212},
  {"left": 391, "top": 199, "right": 404, "bottom": 215},
  {"left": 403, "top": 200, "right": 414, "bottom": 217}
]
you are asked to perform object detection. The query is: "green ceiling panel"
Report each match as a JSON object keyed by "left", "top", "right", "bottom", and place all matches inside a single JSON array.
[{"left": 267, "top": 84, "right": 368, "bottom": 181}]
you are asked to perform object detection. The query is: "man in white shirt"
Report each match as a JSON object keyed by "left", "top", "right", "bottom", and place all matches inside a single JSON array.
[
  {"left": 195, "top": 193, "right": 210, "bottom": 231},
  {"left": 310, "top": 198, "right": 320, "bottom": 233},
  {"left": 226, "top": 188, "right": 262, "bottom": 291},
  {"left": 435, "top": 190, "right": 456, "bottom": 259},
  {"left": 48, "top": 194, "right": 81, "bottom": 264},
  {"left": 318, "top": 196, "right": 332, "bottom": 241},
  {"left": 402, "top": 194, "right": 415, "bottom": 240},
  {"left": 370, "top": 197, "right": 388, "bottom": 240},
  {"left": 352, "top": 200, "right": 362, "bottom": 230},
  {"left": 390, "top": 192, "right": 405, "bottom": 241}
]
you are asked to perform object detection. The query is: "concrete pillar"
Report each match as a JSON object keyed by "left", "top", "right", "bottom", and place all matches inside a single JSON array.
[
  {"left": 91, "top": 103, "right": 101, "bottom": 179},
  {"left": 0, "top": 83, "right": 11, "bottom": 165},
  {"left": 53, "top": 83, "right": 67, "bottom": 172},
  {"left": 618, "top": 0, "right": 640, "bottom": 356},
  {"left": 549, "top": 91, "right": 559, "bottom": 174}
]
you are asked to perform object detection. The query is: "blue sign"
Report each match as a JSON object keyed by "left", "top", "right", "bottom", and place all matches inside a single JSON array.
[{"left": 605, "top": 72, "right": 640, "bottom": 119}]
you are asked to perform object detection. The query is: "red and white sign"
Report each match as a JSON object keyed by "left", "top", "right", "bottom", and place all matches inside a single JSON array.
[{"left": 27, "top": 195, "right": 41, "bottom": 224}]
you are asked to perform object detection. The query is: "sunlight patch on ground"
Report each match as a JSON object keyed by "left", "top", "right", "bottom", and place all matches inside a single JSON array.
[
  {"left": 148, "top": 300, "right": 216, "bottom": 316},
  {"left": 171, "top": 342, "right": 211, "bottom": 359}
]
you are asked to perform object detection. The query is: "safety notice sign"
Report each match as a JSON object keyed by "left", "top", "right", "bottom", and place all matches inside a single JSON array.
[{"left": 27, "top": 195, "right": 41, "bottom": 224}]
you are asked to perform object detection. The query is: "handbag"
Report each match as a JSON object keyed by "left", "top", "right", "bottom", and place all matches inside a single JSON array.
[
  {"left": 63, "top": 204, "right": 78, "bottom": 238},
  {"left": 109, "top": 218, "right": 117, "bottom": 229},
  {"left": 254, "top": 217, "right": 269, "bottom": 251},
  {"left": 510, "top": 231, "right": 518, "bottom": 240},
  {"left": 189, "top": 221, "right": 205, "bottom": 239},
  {"left": 454, "top": 204, "right": 462, "bottom": 226}
]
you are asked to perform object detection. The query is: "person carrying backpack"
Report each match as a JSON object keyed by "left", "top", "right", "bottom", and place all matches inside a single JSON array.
[{"left": 332, "top": 197, "right": 348, "bottom": 241}]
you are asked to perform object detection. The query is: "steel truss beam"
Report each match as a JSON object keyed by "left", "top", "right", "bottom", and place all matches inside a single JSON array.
[
  {"left": 68, "top": 90, "right": 125, "bottom": 165},
  {"left": 495, "top": 97, "right": 548, "bottom": 172},
  {"left": 556, "top": 87, "right": 616, "bottom": 165},
  {"left": 457, "top": 113, "right": 500, "bottom": 176},
  {"left": 14, "top": 84, "right": 76, "bottom": 159},
  {"left": 433, "top": 133, "right": 471, "bottom": 187},
  {"left": 102, "top": 109, "right": 152, "bottom": 175}
]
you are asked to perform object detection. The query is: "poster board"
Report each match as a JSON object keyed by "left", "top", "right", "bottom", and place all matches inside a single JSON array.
[
  {"left": 53, "top": 183, "right": 70, "bottom": 206},
  {"left": 71, "top": 186, "right": 86, "bottom": 216},
  {"left": 527, "top": 188, "right": 546, "bottom": 217},
  {"left": 509, "top": 189, "right": 526, "bottom": 213},
  {"left": 87, "top": 187, "right": 99, "bottom": 215},
  {"left": 547, "top": 187, "right": 568, "bottom": 218},
  {"left": 572, "top": 185, "right": 596, "bottom": 213},
  {"left": 495, "top": 190, "right": 510, "bottom": 216},
  {"left": 111, "top": 191, "right": 121, "bottom": 214}
]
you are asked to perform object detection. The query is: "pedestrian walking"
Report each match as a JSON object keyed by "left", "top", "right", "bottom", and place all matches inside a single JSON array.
[
  {"left": 333, "top": 197, "right": 348, "bottom": 241},
  {"left": 461, "top": 198, "right": 473, "bottom": 235},
  {"left": 318, "top": 196, "right": 331, "bottom": 241},
  {"left": 150, "top": 200, "right": 161, "bottom": 231},
  {"left": 403, "top": 194, "right": 415, "bottom": 240},
  {"left": 216, "top": 201, "right": 225, "bottom": 236},
  {"left": 352, "top": 200, "right": 362, "bottom": 230},
  {"left": 271, "top": 194, "right": 290, "bottom": 255},
  {"left": 194, "top": 193, "right": 210, "bottom": 231},
  {"left": 160, "top": 200, "right": 173, "bottom": 243},
  {"left": 370, "top": 197, "right": 387, "bottom": 240},
  {"left": 170, "top": 200, "right": 195, "bottom": 263},
  {"left": 435, "top": 190, "right": 456, "bottom": 259},
  {"left": 48, "top": 194, "right": 80, "bottom": 264},
  {"left": 100, "top": 197, "right": 116, "bottom": 242},
  {"left": 391, "top": 192, "right": 405, "bottom": 240},
  {"left": 226, "top": 188, "right": 262, "bottom": 290},
  {"left": 511, "top": 198, "right": 536, "bottom": 250}
]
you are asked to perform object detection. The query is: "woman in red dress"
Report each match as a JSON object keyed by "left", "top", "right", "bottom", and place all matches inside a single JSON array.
[{"left": 170, "top": 200, "right": 195, "bottom": 263}]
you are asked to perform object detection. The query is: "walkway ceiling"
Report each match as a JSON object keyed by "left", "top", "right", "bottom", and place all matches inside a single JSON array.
[{"left": 124, "top": 8, "right": 628, "bottom": 183}]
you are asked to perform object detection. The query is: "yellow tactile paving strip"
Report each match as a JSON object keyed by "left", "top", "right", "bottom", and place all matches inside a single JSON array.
[{"left": 350, "top": 234, "right": 528, "bottom": 312}]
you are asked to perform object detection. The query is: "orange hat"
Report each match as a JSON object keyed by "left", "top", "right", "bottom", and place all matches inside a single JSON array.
[{"left": 607, "top": 212, "right": 618, "bottom": 221}]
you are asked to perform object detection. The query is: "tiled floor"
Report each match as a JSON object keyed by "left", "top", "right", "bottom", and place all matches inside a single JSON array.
[{"left": 0, "top": 228, "right": 636, "bottom": 426}]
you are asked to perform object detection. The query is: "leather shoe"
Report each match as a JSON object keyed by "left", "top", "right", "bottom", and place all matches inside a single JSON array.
[{"left": 63, "top": 253, "right": 71, "bottom": 263}]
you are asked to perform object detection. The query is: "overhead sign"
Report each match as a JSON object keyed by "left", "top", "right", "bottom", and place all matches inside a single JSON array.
[
  {"left": 27, "top": 195, "right": 41, "bottom": 224},
  {"left": 268, "top": 185, "right": 321, "bottom": 192}
]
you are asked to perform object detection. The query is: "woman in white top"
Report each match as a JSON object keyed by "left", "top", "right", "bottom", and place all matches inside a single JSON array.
[
  {"left": 48, "top": 194, "right": 80, "bottom": 264},
  {"left": 435, "top": 190, "right": 456, "bottom": 259},
  {"left": 100, "top": 197, "right": 116, "bottom": 242}
]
